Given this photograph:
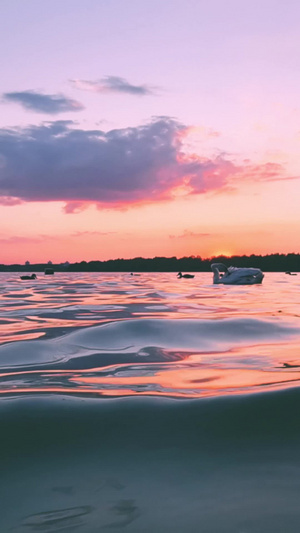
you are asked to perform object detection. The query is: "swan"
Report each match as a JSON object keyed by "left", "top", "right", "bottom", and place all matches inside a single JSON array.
[
  {"left": 177, "top": 272, "right": 195, "bottom": 279},
  {"left": 211, "top": 263, "right": 264, "bottom": 285},
  {"left": 20, "top": 274, "right": 37, "bottom": 280}
]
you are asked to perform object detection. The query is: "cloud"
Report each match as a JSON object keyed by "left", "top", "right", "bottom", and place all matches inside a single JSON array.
[
  {"left": 71, "top": 230, "right": 117, "bottom": 237},
  {"left": 0, "top": 235, "right": 49, "bottom": 245},
  {"left": 238, "top": 162, "right": 299, "bottom": 182},
  {"left": 2, "top": 90, "right": 84, "bottom": 114},
  {"left": 169, "top": 230, "right": 211, "bottom": 240},
  {"left": 70, "top": 76, "right": 155, "bottom": 96},
  {"left": 0, "top": 231, "right": 115, "bottom": 246},
  {"left": 0, "top": 196, "right": 23, "bottom": 206},
  {"left": 0, "top": 117, "right": 288, "bottom": 213}
]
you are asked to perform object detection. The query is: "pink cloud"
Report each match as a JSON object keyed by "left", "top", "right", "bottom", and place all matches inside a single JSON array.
[
  {"left": 0, "top": 118, "right": 291, "bottom": 212},
  {"left": 0, "top": 196, "right": 24, "bottom": 206}
]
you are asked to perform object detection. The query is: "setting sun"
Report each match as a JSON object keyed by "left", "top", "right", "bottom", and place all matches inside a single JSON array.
[{"left": 212, "top": 250, "right": 233, "bottom": 258}]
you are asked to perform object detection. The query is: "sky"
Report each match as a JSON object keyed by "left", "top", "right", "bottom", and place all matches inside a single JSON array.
[{"left": 0, "top": 0, "right": 299, "bottom": 264}]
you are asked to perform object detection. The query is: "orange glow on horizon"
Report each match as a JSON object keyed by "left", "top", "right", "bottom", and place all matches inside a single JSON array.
[
  {"left": 0, "top": 171, "right": 299, "bottom": 264},
  {"left": 212, "top": 250, "right": 232, "bottom": 258}
]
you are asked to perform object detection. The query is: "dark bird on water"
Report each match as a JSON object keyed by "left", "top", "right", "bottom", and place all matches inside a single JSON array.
[
  {"left": 20, "top": 274, "right": 37, "bottom": 280},
  {"left": 177, "top": 272, "right": 195, "bottom": 279}
]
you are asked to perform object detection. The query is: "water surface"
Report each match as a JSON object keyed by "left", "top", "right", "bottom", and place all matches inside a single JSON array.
[
  {"left": 1, "top": 272, "right": 300, "bottom": 532},
  {"left": 0, "top": 272, "right": 299, "bottom": 398}
]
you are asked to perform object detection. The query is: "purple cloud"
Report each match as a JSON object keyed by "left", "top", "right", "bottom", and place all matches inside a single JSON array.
[
  {"left": 71, "top": 76, "right": 155, "bottom": 96},
  {"left": 3, "top": 90, "right": 84, "bottom": 114},
  {"left": 0, "top": 117, "right": 286, "bottom": 212}
]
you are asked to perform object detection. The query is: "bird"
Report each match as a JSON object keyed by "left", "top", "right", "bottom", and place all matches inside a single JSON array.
[
  {"left": 211, "top": 263, "right": 264, "bottom": 285},
  {"left": 177, "top": 272, "right": 195, "bottom": 279},
  {"left": 20, "top": 273, "right": 37, "bottom": 280}
]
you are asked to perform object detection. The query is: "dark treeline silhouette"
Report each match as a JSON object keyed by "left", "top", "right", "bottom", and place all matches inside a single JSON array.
[{"left": 0, "top": 253, "right": 299, "bottom": 272}]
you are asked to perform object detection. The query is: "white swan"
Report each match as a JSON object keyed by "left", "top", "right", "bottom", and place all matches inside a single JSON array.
[{"left": 211, "top": 263, "right": 264, "bottom": 285}]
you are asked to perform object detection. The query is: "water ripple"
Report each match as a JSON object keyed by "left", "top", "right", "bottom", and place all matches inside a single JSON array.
[{"left": 0, "top": 272, "right": 299, "bottom": 398}]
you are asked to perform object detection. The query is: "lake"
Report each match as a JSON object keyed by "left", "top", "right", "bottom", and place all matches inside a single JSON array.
[{"left": 1, "top": 271, "right": 300, "bottom": 532}]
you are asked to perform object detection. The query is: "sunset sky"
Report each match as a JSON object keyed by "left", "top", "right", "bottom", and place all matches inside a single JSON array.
[{"left": 0, "top": 0, "right": 299, "bottom": 264}]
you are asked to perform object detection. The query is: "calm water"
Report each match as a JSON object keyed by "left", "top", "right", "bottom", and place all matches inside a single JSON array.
[{"left": 1, "top": 272, "right": 300, "bottom": 532}]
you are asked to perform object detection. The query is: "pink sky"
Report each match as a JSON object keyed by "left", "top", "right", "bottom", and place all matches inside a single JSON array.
[{"left": 0, "top": 0, "right": 299, "bottom": 263}]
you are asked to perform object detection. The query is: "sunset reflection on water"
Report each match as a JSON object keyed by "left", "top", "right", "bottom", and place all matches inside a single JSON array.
[{"left": 0, "top": 271, "right": 299, "bottom": 399}]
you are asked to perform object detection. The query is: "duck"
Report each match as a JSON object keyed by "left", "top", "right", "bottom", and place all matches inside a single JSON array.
[
  {"left": 20, "top": 273, "right": 37, "bottom": 280},
  {"left": 177, "top": 272, "right": 195, "bottom": 279},
  {"left": 211, "top": 263, "right": 264, "bottom": 285}
]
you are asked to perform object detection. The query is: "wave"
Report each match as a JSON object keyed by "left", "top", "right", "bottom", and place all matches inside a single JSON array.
[{"left": 0, "top": 317, "right": 299, "bottom": 398}]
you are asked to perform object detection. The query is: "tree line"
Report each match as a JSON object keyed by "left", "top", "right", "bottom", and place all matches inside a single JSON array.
[{"left": 0, "top": 253, "right": 299, "bottom": 272}]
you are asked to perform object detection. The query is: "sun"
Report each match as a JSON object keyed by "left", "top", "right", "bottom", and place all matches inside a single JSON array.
[{"left": 213, "top": 250, "right": 232, "bottom": 258}]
